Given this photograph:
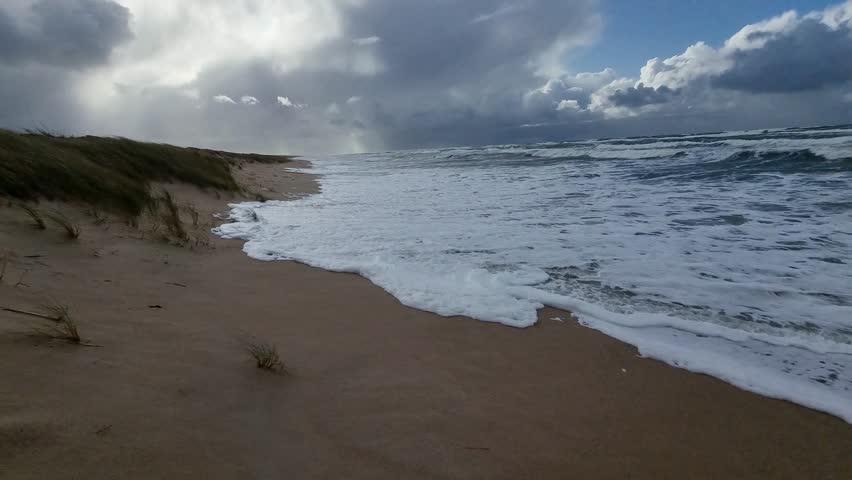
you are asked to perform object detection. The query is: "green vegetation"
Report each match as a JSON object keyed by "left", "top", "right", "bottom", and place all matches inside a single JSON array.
[
  {"left": 182, "top": 203, "right": 200, "bottom": 227},
  {"left": 156, "top": 190, "right": 187, "bottom": 241},
  {"left": 245, "top": 340, "right": 287, "bottom": 373},
  {"left": 29, "top": 303, "right": 82, "bottom": 345},
  {"left": 16, "top": 203, "right": 46, "bottom": 229},
  {"left": 0, "top": 129, "right": 290, "bottom": 216},
  {"left": 45, "top": 211, "right": 81, "bottom": 239}
]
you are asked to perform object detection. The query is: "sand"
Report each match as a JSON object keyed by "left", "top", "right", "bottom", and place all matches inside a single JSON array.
[{"left": 1, "top": 160, "right": 850, "bottom": 480}]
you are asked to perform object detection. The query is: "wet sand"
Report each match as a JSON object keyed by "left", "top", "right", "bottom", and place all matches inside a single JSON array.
[{"left": 1, "top": 160, "right": 850, "bottom": 479}]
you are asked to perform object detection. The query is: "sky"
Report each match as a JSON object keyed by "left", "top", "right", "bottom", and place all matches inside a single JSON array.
[
  {"left": 0, "top": 0, "right": 851, "bottom": 154},
  {"left": 574, "top": 0, "right": 841, "bottom": 73}
]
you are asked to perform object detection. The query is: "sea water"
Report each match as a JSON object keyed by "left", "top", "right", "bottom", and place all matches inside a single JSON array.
[{"left": 215, "top": 125, "right": 852, "bottom": 422}]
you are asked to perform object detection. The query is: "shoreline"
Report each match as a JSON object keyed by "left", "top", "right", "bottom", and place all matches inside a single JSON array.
[
  {"left": 222, "top": 159, "right": 852, "bottom": 425},
  {"left": 2, "top": 159, "right": 851, "bottom": 479}
]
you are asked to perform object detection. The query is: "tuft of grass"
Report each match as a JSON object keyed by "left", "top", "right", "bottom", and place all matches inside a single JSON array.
[
  {"left": 143, "top": 198, "right": 161, "bottom": 234},
  {"left": 30, "top": 303, "right": 81, "bottom": 344},
  {"left": 182, "top": 203, "right": 200, "bottom": 227},
  {"left": 244, "top": 340, "right": 287, "bottom": 373},
  {"left": 125, "top": 214, "right": 140, "bottom": 229},
  {"left": 24, "top": 125, "right": 65, "bottom": 138},
  {"left": 187, "top": 232, "right": 211, "bottom": 250},
  {"left": 16, "top": 203, "right": 46, "bottom": 229},
  {"left": 158, "top": 190, "right": 187, "bottom": 241},
  {"left": 86, "top": 208, "right": 107, "bottom": 225},
  {"left": 0, "top": 129, "right": 292, "bottom": 216},
  {"left": 45, "top": 211, "right": 81, "bottom": 239}
]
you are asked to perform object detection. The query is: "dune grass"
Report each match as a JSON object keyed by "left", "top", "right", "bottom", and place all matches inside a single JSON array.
[
  {"left": 16, "top": 203, "right": 46, "bottom": 229},
  {"left": 0, "top": 129, "right": 291, "bottom": 217},
  {"left": 157, "top": 190, "right": 187, "bottom": 241},
  {"left": 86, "top": 208, "right": 108, "bottom": 226},
  {"left": 182, "top": 203, "right": 200, "bottom": 227},
  {"left": 27, "top": 303, "right": 82, "bottom": 344},
  {"left": 45, "top": 211, "right": 81, "bottom": 239},
  {"left": 245, "top": 340, "right": 287, "bottom": 373}
]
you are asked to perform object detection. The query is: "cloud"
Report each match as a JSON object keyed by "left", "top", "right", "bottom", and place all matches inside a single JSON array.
[
  {"left": 523, "top": 68, "right": 616, "bottom": 115},
  {"left": 0, "top": 0, "right": 603, "bottom": 152},
  {"left": 609, "top": 84, "right": 678, "bottom": 108},
  {"left": 556, "top": 99, "right": 581, "bottom": 111},
  {"left": 472, "top": 1, "right": 533, "bottom": 24},
  {"left": 634, "top": 42, "right": 730, "bottom": 90},
  {"left": 0, "top": 0, "right": 851, "bottom": 154},
  {"left": 212, "top": 95, "right": 236, "bottom": 104},
  {"left": 352, "top": 36, "right": 381, "bottom": 46},
  {"left": 277, "top": 96, "right": 305, "bottom": 109},
  {"left": 0, "top": 0, "right": 132, "bottom": 68},
  {"left": 573, "top": 1, "right": 852, "bottom": 127},
  {"left": 714, "top": 18, "right": 852, "bottom": 92},
  {"left": 627, "top": 3, "right": 852, "bottom": 96}
]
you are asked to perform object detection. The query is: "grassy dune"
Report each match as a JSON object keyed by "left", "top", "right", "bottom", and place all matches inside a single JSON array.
[{"left": 0, "top": 129, "right": 289, "bottom": 216}]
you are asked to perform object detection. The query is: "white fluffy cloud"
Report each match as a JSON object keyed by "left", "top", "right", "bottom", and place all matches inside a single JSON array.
[
  {"left": 556, "top": 99, "right": 580, "bottom": 111},
  {"left": 277, "top": 96, "right": 305, "bottom": 109},
  {"left": 636, "top": 42, "right": 730, "bottom": 90},
  {"left": 212, "top": 95, "right": 236, "bottom": 104},
  {"left": 100, "top": 0, "right": 351, "bottom": 87},
  {"left": 527, "top": 0, "right": 852, "bottom": 132}
]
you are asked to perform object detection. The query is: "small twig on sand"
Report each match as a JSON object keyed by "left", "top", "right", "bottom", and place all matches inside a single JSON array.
[{"left": 165, "top": 282, "right": 187, "bottom": 288}]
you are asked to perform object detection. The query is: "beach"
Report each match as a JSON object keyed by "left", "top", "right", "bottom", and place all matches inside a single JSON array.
[{"left": 2, "top": 159, "right": 851, "bottom": 480}]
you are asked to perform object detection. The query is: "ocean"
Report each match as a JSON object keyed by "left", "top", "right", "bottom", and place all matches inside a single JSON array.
[{"left": 215, "top": 125, "right": 852, "bottom": 422}]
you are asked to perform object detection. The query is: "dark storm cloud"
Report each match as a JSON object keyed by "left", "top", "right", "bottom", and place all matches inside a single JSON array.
[
  {"left": 0, "top": 0, "right": 132, "bottom": 68},
  {"left": 0, "top": 65, "right": 82, "bottom": 131},
  {"left": 609, "top": 84, "right": 678, "bottom": 107},
  {"left": 163, "top": 0, "right": 602, "bottom": 152},
  {"left": 715, "top": 18, "right": 852, "bottom": 93},
  {"left": 339, "top": 0, "right": 598, "bottom": 84}
]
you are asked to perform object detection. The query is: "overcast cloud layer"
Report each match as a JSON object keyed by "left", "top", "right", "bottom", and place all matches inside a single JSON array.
[{"left": 1, "top": 0, "right": 851, "bottom": 154}]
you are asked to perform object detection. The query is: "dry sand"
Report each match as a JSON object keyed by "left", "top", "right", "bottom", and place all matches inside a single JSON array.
[{"left": 1, "top": 160, "right": 851, "bottom": 479}]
